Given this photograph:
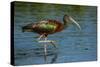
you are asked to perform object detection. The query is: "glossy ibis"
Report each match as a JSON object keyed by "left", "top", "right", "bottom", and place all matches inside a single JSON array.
[
  {"left": 22, "top": 14, "right": 81, "bottom": 40},
  {"left": 22, "top": 14, "right": 81, "bottom": 59}
]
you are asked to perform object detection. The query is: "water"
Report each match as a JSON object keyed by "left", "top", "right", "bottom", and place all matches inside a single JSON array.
[{"left": 13, "top": 2, "right": 97, "bottom": 66}]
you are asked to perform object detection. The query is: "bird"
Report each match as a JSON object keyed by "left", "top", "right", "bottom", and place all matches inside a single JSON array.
[
  {"left": 22, "top": 14, "right": 81, "bottom": 45},
  {"left": 22, "top": 14, "right": 81, "bottom": 58},
  {"left": 22, "top": 14, "right": 81, "bottom": 39}
]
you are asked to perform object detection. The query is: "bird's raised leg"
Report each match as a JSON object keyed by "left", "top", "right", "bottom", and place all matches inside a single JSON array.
[
  {"left": 44, "top": 36, "right": 57, "bottom": 48},
  {"left": 50, "top": 41, "right": 57, "bottom": 49}
]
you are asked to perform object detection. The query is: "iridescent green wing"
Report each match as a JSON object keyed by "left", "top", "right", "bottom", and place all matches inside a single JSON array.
[{"left": 38, "top": 23, "right": 57, "bottom": 32}]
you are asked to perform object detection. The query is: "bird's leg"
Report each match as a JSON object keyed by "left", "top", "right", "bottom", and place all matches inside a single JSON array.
[
  {"left": 50, "top": 41, "right": 57, "bottom": 49},
  {"left": 37, "top": 34, "right": 45, "bottom": 41},
  {"left": 44, "top": 36, "right": 57, "bottom": 48}
]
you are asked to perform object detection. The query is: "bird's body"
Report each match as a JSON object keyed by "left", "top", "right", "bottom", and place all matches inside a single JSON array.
[{"left": 23, "top": 19, "right": 64, "bottom": 37}]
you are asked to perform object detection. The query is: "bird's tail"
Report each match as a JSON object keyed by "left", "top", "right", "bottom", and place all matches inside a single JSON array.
[{"left": 22, "top": 26, "right": 34, "bottom": 32}]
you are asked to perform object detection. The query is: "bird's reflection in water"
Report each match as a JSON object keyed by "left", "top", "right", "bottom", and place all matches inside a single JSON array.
[
  {"left": 44, "top": 48, "right": 58, "bottom": 64},
  {"left": 33, "top": 46, "right": 58, "bottom": 64},
  {"left": 15, "top": 47, "right": 58, "bottom": 64},
  {"left": 50, "top": 51, "right": 58, "bottom": 63}
]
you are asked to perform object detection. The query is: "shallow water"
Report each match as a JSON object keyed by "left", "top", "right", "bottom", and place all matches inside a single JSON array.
[{"left": 13, "top": 2, "right": 97, "bottom": 66}]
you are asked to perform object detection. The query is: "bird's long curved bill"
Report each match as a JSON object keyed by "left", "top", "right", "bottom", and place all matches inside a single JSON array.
[{"left": 69, "top": 17, "right": 81, "bottom": 31}]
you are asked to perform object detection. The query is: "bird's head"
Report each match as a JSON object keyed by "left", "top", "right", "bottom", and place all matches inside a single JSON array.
[{"left": 63, "top": 14, "right": 81, "bottom": 31}]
